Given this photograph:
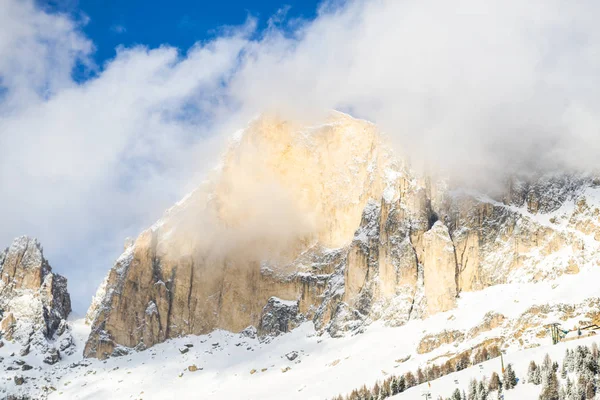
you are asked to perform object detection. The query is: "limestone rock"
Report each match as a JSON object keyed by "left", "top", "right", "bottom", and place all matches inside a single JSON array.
[
  {"left": 419, "top": 222, "right": 458, "bottom": 315},
  {"left": 0, "top": 312, "right": 16, "bottom": 340},
  {"left": 417, "top": 330, "right": 465, "bottom": 354},
  {"left": 82, "top": 113, "right": 600, "bottom": 358},
  {"left": 258, "top": 297, "right": 301, "bottom": 337},
  {"left": 0, "top": 237, "right": 72, "bottom": 356},
  {"left": 43, "top": 348, "right": 60, "bottom": 365}
]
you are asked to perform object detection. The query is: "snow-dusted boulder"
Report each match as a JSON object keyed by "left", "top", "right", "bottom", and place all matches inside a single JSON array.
[{"left": 258, "top": 297, "right": 301, "bottom": 337}]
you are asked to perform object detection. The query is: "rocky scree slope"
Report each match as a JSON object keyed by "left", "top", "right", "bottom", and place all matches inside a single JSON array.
[
  {"left": 0, "top": 236, "right": 73, "bottom": 362},
  {"left": 83, "top": 112, "right": 600, "bottom": 359}
]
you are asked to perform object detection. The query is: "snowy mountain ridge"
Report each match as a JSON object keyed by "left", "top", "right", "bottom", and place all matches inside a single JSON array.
[{"left": 3, "top": 113, "right": 600, "bottom": 399}]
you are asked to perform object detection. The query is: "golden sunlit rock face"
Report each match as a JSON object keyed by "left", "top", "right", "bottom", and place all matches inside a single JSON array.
[{"left": 84, "top": 112, "right": 600, "bottom": 358}]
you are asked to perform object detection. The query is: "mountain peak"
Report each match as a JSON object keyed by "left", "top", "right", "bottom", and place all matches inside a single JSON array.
[{"left": 0, "top": 235, "right": 73, "bottom": 357}]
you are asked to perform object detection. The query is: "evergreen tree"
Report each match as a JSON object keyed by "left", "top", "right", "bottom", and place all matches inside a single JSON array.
[
  {"left": 543, "top": 354, "right": 553, "bottom": 373},
  {"left": 584, "top": 353, "right": 598, "bottom": 378},
  {"left": 442, "top": 361, "right": 453, "bottom": 376},
  {"left": 488, "top": 372, "right": 501, "bottom": 392},
  {"left": 381, "top": 378, "right": 391, "bottom": 398},
  {"left": 539, "top": 369, "right": 559, "bottom": 400},
  {"left": 372, "top": 382, "right": 380, "bottom": 399},
  {"left": 585, "top": 381, "right": 595, "bottom": 400},
  {"left": 456, "top": 354, "right": 470, "bottom": 372},
  {"left": 358, "top": 385, "right": 370, "bottom": 400},
  {"left": 451, "top": 388, "right": 462, "bottom": 400},
  {"left": 477, "top": 381, "right": 488, "bottom": 400},
  {"left": 575, "top": 346, "right": 587, "bottom": 373},
  {"left": 535, "top": 367, "right": 543, "bottom": 386},
  {"left": 391, "top": 378, "right": 398, "bottom": 395},
  {"left": 405, "top": 372, "right": 416, "bottom": 388},
  {"left": 576, "top": 374, "right": 587, "bottom": 400},
  {"left": 530, "top": 361, "right": 541, "bottom": 384},
  {"left": 468, "top": 379, "right": 478, "bottom": 400},
  {"left": 565, "top": 377, "right": 574, "bottom": 399},
  {"left": 432, "top": 365, "right": 441, "bottom": 380},
  {"left": 565, "top": 349, "right": 574, "bottom": 373},
  {"left": 591, "top": 343, "right": 599, "bottom": 361},
  {"left": 417, "top": 367, "right": 425, "bottom": 385},
  {"left": 558, "top": 386, "right": 566, "bottom": 400},
  {"left": 503, "top": 364, "right": 518, "bottom": 389},
  {"left": 397, "top": 375, "right": 406, "bottom": 393},
  {"left": 561, "top": 361, "right": 568, "bottom": 379}
]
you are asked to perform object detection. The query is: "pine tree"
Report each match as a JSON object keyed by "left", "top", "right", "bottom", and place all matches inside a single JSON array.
[
  {"left": 391, "top": 378, "right": 398, "bottom": 395},
  {"left": 503, "top": 364, "right": 517, "bottom": 389},
  {"left": 584, "top": 352, "right": 598, "bottom": 378},
  {"left": 565, "top": 349, "right": 574, "bottom": 373},
  {"left": 451, "top": 388, "right": 462, "bottom": 400},
  {"left": 585, "top": 381, "right": 595, "bottom": 400},
  {"left": 477, "top": 381, "right": 488, "bottom": 400},
  {"left": 397, "top": 375, "right": 406, "bottom": 393},
  {"left": 538, "top": 369, "right": 559, "bottom": 400},
  {"left": 565, "top": 377, "right": 573, "bottom": 399},
  {"left": 558, "top": 386, "right": 566, "bottom": 400},
  {"left": 381, "top": 378, "right": 391, "bottom": 398},
  {"left": 468, "top": 379, "right": 478, "bottom": 400},
  {"left": 372, "top": 382, "right": 381, "bottom": 399},
  {"left": 530, "top": 361, "right": 541, "bottom": 385},
  {"left": 488, "top": 372, "right": 501, "bottom": 392},
  {"left": 405, "top": 372, "right": 416, "bottom": 388},
  {"left": 576, "top": 374, "right": 587, "bottom": 400},
  {"left": 456, "top": 354, "right": 470, "bottom": 371},
  {"left": 417, "top": 368, "right": 425, "bottom": 385},
  {"left": 543, "top": 354, "right": 553, "bottom": 373},
  {"left": 561, "top": 361, "right": 568, "bottom": 379},
  {"left": 575, "top": 346, "right": 587, "bottom": 373},
  {"left": 535, "top": 366, "right": 543, "bottom": 386},
  {"left": 442, "top": 361, "right": 453, "bottom": 376},
  {"left": 481, "top": 347, "right": 489, "bottom": 362},
  {"left": 592, "top": 342, "right": 599, "bottom": 361},
  {"left": 432, "top": 364, "right": 441, "bottom": 380}
]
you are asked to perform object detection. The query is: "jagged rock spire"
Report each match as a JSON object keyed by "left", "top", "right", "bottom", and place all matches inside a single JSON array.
[{"left": 0, "top": 236, "right": 72, "bottom": 355}]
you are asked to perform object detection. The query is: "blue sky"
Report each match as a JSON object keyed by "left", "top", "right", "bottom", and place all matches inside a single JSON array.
[{"left": 43, "top": 0, "right": 320, "bottom": 73}]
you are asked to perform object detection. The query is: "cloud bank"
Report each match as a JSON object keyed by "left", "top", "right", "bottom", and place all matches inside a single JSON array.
[{"left": 1, "top": 0, "right": 600, "bottom": 309}]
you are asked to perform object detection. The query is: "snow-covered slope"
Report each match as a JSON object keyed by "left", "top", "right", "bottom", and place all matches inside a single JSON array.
[{"left": 4, "top": 258, "right": 600, "bottom": 399}]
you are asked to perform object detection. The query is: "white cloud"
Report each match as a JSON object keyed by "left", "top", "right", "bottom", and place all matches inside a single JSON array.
[
  {"left": 2, "top": 0, "right": 600, "bottom": 309},
  {"left": 110, "top": 24, "right": 126, "bottom": 34}
]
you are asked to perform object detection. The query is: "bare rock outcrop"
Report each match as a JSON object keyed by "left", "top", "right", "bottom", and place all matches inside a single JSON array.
[
  {"left": 258, "top": 297, "right": 301, "bottom": 337},
  {"left": 0, "top": 236, "right": 73, "bottom": 356},
  {"left": 83, "top": 112, "right": 600, "bottom": 358}
]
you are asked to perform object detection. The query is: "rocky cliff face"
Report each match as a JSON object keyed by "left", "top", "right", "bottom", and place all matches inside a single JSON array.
[
  {"left": 84, "top": 112, "right": 600, "bottom": 358},
  {"left": 0, "top": 236, "right": 73, "bottom": 359}
]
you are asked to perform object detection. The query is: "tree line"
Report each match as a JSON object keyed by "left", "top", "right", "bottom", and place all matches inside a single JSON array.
[
  {"left": 330, "top": 343, "right": 501, "bottom": 400},
  {"left": 332, "top": 342, "right": 600, "bottom": 400}
]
